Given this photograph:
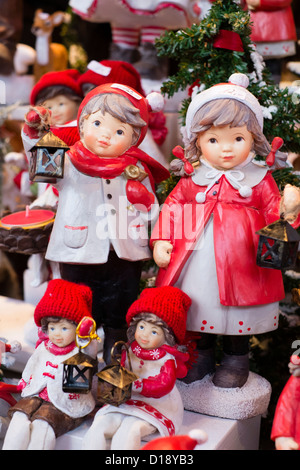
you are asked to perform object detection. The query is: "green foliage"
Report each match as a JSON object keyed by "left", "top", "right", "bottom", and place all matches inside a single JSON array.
[{"left": 155, "top": 0, "right": 300, "bottom": 154}]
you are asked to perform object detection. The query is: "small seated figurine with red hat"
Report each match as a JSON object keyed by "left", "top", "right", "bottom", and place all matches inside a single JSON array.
[
  {"left": 82, "top": 286, "right": 191, "bottom": 451},
  {"left": 21, "top": 81, "right": 169, "bottom": 365},
  {"left": 24, "top": 69, "right": 83, "bottom": 146},
  {"left": 2, "top": 279, "right": 96, "bottom": 450}
]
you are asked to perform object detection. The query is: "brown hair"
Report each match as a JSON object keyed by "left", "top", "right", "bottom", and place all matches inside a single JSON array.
[
  {"left": 171, "top": 99, "right": 275, "bottom": 176},
  {"left": 78, "top": 93, "right": 146, "bottom": 145},
  {"left": 40, "top": 316, "right": 77, "bottom": 334},
  {"left": 35, "top": 85, "right": 82, "bottom": 106},
  {"left": 127, "top": 312, "right": 176, "bottom": 346}
]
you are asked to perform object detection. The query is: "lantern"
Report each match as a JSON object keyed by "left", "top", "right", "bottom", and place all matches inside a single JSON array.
[
  {"left": 29, "top": 131, "right": 69, "bottom": 183},
  {"left": 62, "top": 317, "right": 100, "bottom": 394},
  {"left": 97, "top": 341, "right": 139, "bottom": 407},
  {"left": 256, "top": 218, "right": 300, "bottom": 270}
]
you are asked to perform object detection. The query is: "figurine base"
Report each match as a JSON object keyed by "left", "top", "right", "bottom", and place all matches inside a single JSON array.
[{"left": 177, "top": 372, "right": 272, "bottom": 420}]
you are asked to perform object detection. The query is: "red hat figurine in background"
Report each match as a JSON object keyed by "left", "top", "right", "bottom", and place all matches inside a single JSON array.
[
  {"left": 30, "top": 69, "right": 83, "bottom": 106},
  {"left": 78, "top": 60, "right": 145, "bottom": 96}
]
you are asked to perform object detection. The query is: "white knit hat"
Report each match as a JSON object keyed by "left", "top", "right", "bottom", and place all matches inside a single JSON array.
[{"left": 185, "top": 73, "right": 263, "bottom": 140}]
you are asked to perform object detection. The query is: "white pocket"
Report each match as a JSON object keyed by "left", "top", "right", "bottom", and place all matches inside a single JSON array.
[{"left": 64, "top": 225, "right": 88, "bottom": 249}]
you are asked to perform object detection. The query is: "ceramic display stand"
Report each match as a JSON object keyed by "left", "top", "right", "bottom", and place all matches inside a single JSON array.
[
  {"left": 177, "top": 373, "right": 271, "bottom": 420},
  {"left": 0, "top": 295, "right": 265, "bottom": 450}
]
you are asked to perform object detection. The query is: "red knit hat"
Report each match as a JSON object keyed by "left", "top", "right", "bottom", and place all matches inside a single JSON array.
[
  {"left": 34, "top": 279, "right": 93, "bottom": 327},
  {"left": 77, "top": 82, "right": 164, "bottom": 147},
  {"left": 78, "top": 60, "right": 145, "bottom": 96},
  {"left": 30, "top": 69, "right": 83, "bottom": 105},
  {"left": 126, "top": 286, "right": 191, "bottom": 344}
]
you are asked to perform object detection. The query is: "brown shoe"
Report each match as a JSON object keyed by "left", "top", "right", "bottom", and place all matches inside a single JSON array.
[{"left": 212, "top": 353, "right": 249, "bottom": 388}]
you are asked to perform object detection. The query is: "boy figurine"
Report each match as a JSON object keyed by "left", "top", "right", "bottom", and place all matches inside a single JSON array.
[{"left": 22, "top": 83, "right": 169, "bottom": 364}]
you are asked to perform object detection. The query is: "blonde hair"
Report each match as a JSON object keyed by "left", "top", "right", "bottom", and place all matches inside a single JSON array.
[
  {"left": 78, "top": 93, "right": 146, "bottom": 146},
  {"left": 171, "top": 99, "right": 273, "bottom": 175}
]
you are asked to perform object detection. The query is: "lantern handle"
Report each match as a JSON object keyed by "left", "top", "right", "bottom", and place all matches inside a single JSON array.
[
  {"left": 111, "top": 341, "right": 133, "bottom": 372},
  {"left": 75, "top": 317, "right": 101, "bottom": 349}
]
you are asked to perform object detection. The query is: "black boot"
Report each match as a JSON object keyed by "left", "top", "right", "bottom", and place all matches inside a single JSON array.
[
  {"left": 212, "top": 335, "right": 250, "bottom": 388},
  {"left": 103, "top": 327, "right": 128, "bottom": 365},
  {"left": 182, "top": 332, "right": 216, "bottom": 383},
  {"left": 134, "top": 43, "right": 168, "bottom": 80},
  {"left": 182, "top": 347, "right": 215, "bottom": 384},
  {"left": 212, "top": 352, "right": 249, "bottom": 388}
]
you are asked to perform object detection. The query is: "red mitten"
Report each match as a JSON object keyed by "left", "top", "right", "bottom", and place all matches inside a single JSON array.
[
  {"left": 126, "top": 180, "right": 155, "bottom": 212},
  {"left": 23, "top": 106, "right": 51, "bottom": 139},
  {"left": 78, "top": 317, "right": 95, "bottom": 337}
]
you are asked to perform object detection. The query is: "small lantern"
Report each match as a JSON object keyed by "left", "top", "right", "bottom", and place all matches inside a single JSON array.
[
  {"left": 29, "top": 131, "right": 69, "bottom": 183},
  {"left": 256, "top": 218, "right": 300, "bottom": 270},
  {"left": 62, "top": 317, "right": 100, "bottom": 394},
  {"left": 62, "top": 351, "right": 97, "bottom": 394},
  {"left": 97, "top": 341, "right": 139, "bottom": 407}
]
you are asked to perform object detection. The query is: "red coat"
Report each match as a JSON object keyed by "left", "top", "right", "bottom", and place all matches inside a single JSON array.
[
  {"left": 242, "top": 0, "right": 297, "bottom": 43},
  {"left": 151, "top": 170, "right": 285, "bottom": 307},
  {"left": 271, "top": 375, "right": 300, "bottom": 448}
]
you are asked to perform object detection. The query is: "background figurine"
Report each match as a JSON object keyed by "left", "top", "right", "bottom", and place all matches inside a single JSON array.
[
  {"left": 69, "top": 0, "right": 200, "bottom": 79},
  {"left": 2, "top": 279, "right": 96, "bottom": 450},
  {"left": 82, "top": 286, "right": 191, "bottom": 450},
  {"left": 31, "top": 9, "right": 68, "bottom": 83},
  {"left": 151, "top": 73, "right": 300, "bottom": 388},
  {"left": 22, "top": 82, "right": 169, "bottom": 364},
  {"left": 271, "top": 354, "right": 300, "bottom": 450},
  {"left": 241, "top": 0, "right": 297, "bottom": 83},
  {"left": 28, "top": 68, "right": 83, "bottom": 147}
]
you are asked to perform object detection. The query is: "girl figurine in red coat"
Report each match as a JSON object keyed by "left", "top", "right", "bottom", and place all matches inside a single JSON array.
[
  {"left": 82, "top": 286, "right": 191, "bottom": 450},
  {"left": 151, "top": 73, "right": 300, "bottom": 388},
  {"left": 271, "top": 355, "right": 300, "bottom": 450}
]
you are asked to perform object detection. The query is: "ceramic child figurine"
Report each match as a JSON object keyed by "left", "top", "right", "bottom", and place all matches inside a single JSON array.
[
  {"left": 271, "top": 355, "right": 300, "bottom": 450},
  {"left": 78, "top": 59, "right": 169, "bottom": 167},
  {"left": 22, "top": 83, "right": 169, "bottom": 364},
  {"left": 241, "top": 0, "right": 297, "bottom": 83},
  {"left": 27, "top": 68, "right": 83, "bottom": 146},
  {"left": 151, "top": 73, "right": 300, "bottom": 388},
  {"left": 82, "top": 286, "right": 191, "bottom": 450},
  {"left": 2, "top": 279, "right": 96, "bottom": 450},
  {"left": 69, "top": 0, "right": 199, "bottom": 78}
]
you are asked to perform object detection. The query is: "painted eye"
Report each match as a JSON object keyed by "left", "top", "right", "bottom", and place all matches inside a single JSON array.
[
  {"left": 151, "top": 330, "right": 158, "bottom": 336},
  {"left": 93, "top": 120, "right": 101, "bottom": 127},
  {"left": 236, "top": 136, "right": 244, "bottom": 142},
  {"left": 117, "top": 129, "right": 124, "bottom": 135},
  {"left": 209, "top": 138, "right": 217, "bottom": 143}
]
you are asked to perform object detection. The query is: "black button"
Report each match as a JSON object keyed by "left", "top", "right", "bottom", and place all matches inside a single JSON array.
[
  {"left": 111, "top": 209, "right": 116, "bottom": 215},
  {"left": 213, "top": 191, "right": 217, "bottom": 196},
  {"left": 215, "top": 180, "right": 219, "bottom": 184},
  {"left": 106, "top": 179, "right": 111, "bottom": 184},
  {"left": 107, "top": 193, "right": 112, "bottom": 199}
]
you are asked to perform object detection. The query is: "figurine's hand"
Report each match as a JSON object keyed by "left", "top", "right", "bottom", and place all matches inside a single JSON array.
[
  {"left": 288, "top": 355, "right": 300, "bottom": 376},
  {"left": 153, "top": 240, "right": 173, "bottom": 268},
  {"left": 281, "top": 184, "right": 300, "bottom": 223},
  {"left": 8, "top": 340, "right": 22, "bottom": 354},
  {"left": 23, "top": 106, "right": 51, "bottom": 139},
  {"left": 245, "top": 0, "right": 260, "bottom": 9},
  {"left": 275, "top": 436, "right": 299, "bottom": 450}
]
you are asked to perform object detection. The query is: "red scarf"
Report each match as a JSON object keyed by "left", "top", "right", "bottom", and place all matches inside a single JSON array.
[
  {"left": 44, "top": 339, "right": 76, "bottom": 356},
  {"left": 128, "top": 341, "right": 189, "bottom": 379},
  {"left": 68, "top": 140, "right": 169, "bottom": 185},
  {"left": 68, "top": 140, "right": 169, "bottom": 211}
]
